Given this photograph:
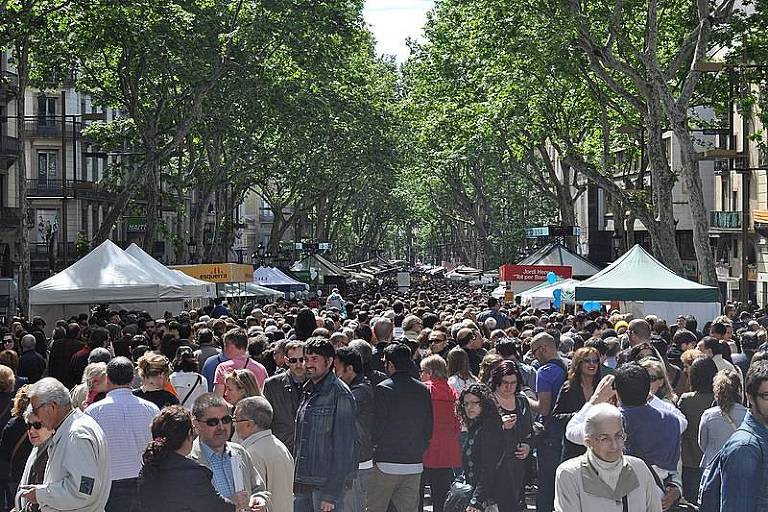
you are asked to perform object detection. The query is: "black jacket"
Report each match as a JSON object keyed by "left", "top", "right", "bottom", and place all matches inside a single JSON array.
[
  {"left": 372, "top": 371, "right": 433, "bottom": 464},
  {"left": 551, "top": 380, "right": 589, "bottom": 460},
  {"left": 138, "top": 452, "right": 234, "bottom": 512},
  {"left": 349, "top": 373, "right": 374, "bottom": 464},
  {"left": 262, "top": 370, "right": 303, "bottom": 454},
  {"left": 48, "top": 338, "right": 82, "bottom": 384},
  {"left": 463, "top": 416, "right": 505, "bottom": 509},
  {"left": 0, "top": 416, "right": 31, "bottom": 482},
  {"left": 18, "top": 350, "right": 45, "bottom": 384}
]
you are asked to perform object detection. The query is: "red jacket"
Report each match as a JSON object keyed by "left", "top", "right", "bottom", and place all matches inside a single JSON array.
[{"left": 422, "top": 378, "right": 461, "bottom": 468}]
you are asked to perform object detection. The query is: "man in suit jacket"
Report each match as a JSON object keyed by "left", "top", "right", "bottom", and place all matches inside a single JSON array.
[
  {"left": 234, "top": 397, "right": 295, "bottom": 512},
  {"left": 190, "top": 393, "right": 271, "bottom": 511}
]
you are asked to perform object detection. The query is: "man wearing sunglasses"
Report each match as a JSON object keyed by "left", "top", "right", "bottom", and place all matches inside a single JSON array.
[
  {"left": 263, "top": 340, "right": 307, "bottom": 455},
  {"left": 189, "top": 393, "right": 271, "bottom": 511},
  {"left": 19, "top": 377, "right": 110, "bottom": 512}
]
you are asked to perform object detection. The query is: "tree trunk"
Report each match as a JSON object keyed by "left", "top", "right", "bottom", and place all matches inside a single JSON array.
[
  {"left": 93, "top": 166, "right": 143, "bottom": 246},
  {"left": 16, "top": 37, "right": 30, "bottom": 315},
  {"left": 674, "top": 126, "right": 718, "bottom": 286},
  {"left": 142, "top": 159, "right": 160, "bottom": 255}
]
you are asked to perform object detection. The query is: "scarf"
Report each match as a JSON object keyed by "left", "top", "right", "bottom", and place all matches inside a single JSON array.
[{"left": 587, "top": 449, "right": 624, "bottom": 491}]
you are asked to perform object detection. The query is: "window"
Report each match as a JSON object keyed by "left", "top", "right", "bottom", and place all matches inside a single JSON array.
[
  {"left": 92, "top": 206, "right": 99, "bottom": 237},
  {"left": 37, "top": 96, "right": 56, "bottom": 126},
  {"left": 37, "top": 151, "right": 58, "bottom": 183},
  {"left": 81, "top": 205, "right": 89, "bottom": 237}
]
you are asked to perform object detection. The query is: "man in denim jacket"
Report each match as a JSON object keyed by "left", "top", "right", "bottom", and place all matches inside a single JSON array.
[
  {"left": 294, "top": 337, "right": 356, "bottom": 512},
  {"left": 718, "top": 360, "right": 768, "bottom": 512}
]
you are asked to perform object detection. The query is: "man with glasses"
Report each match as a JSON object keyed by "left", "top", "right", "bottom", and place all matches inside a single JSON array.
[
  {"left": 555, "top": 403, "right": 663, "bottom": 511},
  {"left": 566, "top": 365, "right": 683, "bottom": 511},
  {"left": 526, "top": 332, "right": 568, "bottom": 512},
  {"left": 293, "top": 337, "right": 356, "bottom": 512},
  {"left": 263, "top": 340, "right": 306, "bottom": 455},
  {"left": 19, "top": 377, "right": 110, "bottom": 512},
  {"left": 710, "top": 360, "right": 768, "bottom": 511},
  {"left": 233, "top": 397, "right": 294, "bottom": 512},
  {"left": 85, "top": 357, "right": 159, "bottom": 512},
  {"left": 189, "top": 393, "right": 271, "bottom": 511}
]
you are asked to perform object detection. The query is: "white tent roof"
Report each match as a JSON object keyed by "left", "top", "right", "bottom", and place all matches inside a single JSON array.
[
  {"left": 253, "top": 266, "right": 308, "bottom": 289},
  {"left": 30, "top": 239, "right": 185, "bottom": 305},
  {"left": 519, "top": 279, "right": 580, "bottom": 301},
  {"left": 125, "top": 244, "right": 215, "bottom": 299},
  {"left": 220, "top": 282, "right": 285, "bottom": 298}
]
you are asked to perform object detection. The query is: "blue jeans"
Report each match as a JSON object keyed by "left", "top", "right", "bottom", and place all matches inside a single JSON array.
[
  {"left": 295, "top": 489, "right": 345, "bottom": 512},
  {"left": 342, "top": 468, "right": 371, "bottom": 512},
  {"left": 536, "top": 438, "right": 561, "bottom": 512}
]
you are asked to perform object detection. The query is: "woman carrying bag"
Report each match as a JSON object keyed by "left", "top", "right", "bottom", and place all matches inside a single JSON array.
[{"left": 446, "top": 383, "right": 504, "bottom": 512}]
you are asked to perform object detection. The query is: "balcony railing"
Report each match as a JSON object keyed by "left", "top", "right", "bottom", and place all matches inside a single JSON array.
[
  {"left": 23, "top": 119, "right": 78, "bottom": 139},
  {"left": 0, "top": 207, "right": 19, "bottom": 229},
  {"left": 26, "top": 179, "right": 116, "bottom": 200},
  {"left": 710, "top": 210, "right": 742, "bottom": 230}
]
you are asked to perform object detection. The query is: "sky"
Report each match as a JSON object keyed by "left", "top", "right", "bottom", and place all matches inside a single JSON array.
[{"left": 363, "top": 0, "right": 434, "bottom": 63}]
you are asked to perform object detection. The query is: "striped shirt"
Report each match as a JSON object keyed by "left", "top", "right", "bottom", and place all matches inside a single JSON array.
[
  {"left": 200, "top": 441, "right": 235, "bottom": 498},
  {"left": 84, "top": 388, "right": 159, "bottom": 480}
]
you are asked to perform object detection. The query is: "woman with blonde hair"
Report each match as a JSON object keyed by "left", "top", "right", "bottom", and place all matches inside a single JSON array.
[
  {"left": 477, "top": 352, "right": 503, "bottom": 384},
  {"left": 222, "top": 369, "right": 261, "bottom": 407},
  {"left": 70, "top": 362, "right": 108, "bottom": 410},
  {"left": 639, "top": 357, "right": 677, "bottom": 404},
  {"left": 134, "top": 352, "right": 179, "bottom": 409},
  {"left": 699, "top": 368, "right": 748, "bottom": 468}
]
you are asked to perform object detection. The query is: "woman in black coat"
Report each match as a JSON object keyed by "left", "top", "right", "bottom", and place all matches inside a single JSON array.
[
  {"left": 138, "top": 406, "right": 246, "bottom": 512},
  {"left": 457, "top": 383, "right": 505, "bottom": 512},
  {"left": 552, "top": 347, "right": 601, "bottom": 461}
]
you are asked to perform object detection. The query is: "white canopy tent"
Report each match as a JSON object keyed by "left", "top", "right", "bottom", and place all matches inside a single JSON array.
[
  {"left": 29, "top": 240, "right": 187, "bottom": 326},
  {"left": 519, "top": 278, "right": 581, "bottom": 309},
  {"left": 125, "top": 243, "right": 215, "bottom": 299},
  {"left": 253, "top": 266, "right": 308, "bottom": 291}
]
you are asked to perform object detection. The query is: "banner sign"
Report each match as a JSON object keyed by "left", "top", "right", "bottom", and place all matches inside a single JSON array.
[{"left": 499, "top": 264, "right": 573, "bottom": 282}]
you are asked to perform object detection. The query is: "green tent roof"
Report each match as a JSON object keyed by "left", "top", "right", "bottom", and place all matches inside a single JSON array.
[{"left": 574, "top": 245, "right": 719, "bottom": 303}]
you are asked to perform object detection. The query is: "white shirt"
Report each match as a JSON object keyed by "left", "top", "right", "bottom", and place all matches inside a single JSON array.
[
  {"left": 85, "top": 388, "right": 159, "bottom": 480},
  {"left": 170, "top": 371, "right": 208, "bottom": 410}
]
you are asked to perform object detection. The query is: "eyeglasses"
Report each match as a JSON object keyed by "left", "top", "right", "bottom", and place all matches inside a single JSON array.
[
  {"left": 594, "top": 431, "right": 627, "bottom": 445},
  {"left": 430, "top": 338, "right": 447, "bottom": 344},
  {"left": 581, "top": 358, "right": 600, "bottom": 364},
  {"left": 287, "top": 357, "right": 305, "bottom": 364},
  {"left": 462, "top": 399, "right": 482, "bottom": 408},
  {"left": 31, "top": 402, "right": 51, "bottom": 415},
  {"left": 200, "top": 415, "right": 233, "bottom": 427},
  {"left": 26, "top": 422, "right": 43, "bottom": 431}
]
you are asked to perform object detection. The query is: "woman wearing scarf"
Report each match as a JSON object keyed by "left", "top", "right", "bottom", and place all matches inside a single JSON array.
[{"left": 554, "top": 403, "right": 663, "bottom": 512}]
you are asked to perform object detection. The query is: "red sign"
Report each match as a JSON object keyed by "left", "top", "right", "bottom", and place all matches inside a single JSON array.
[{"left": 499, "top": 264, "right": 573, "bottom": 282}]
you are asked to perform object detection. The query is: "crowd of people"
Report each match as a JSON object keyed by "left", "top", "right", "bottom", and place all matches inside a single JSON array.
[{"left": 0, "top": 278, "right": 766, "bottom": 512}]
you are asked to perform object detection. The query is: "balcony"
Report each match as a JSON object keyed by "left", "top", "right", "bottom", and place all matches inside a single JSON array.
[
  {"left": 26, "top": 179, "right": 116, "bottom": 201},
  {"left": 0, "top": 71, "right": 18, "bottom": 103},
  {"left": 710, "top": 210, "right": 742, "bottom": 231},
  {"left": 23, "top": 119, "right": 78, "bottom": 139},
  {"left": 26, "top": 179, "right": 72, "bottom": 198},
  {"left": 71, "top": 181, "right": 115, "bottom": 201},
  {"left": 0, "top": 135, "right": 20, "bottom": 170},
  {"left": 0, "top": 207, "right": 19, "bottom": 229}
]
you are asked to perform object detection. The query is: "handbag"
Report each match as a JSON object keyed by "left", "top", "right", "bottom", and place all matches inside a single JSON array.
[{"left": 444, "top": 476, "right": 473, "bottom": 512}]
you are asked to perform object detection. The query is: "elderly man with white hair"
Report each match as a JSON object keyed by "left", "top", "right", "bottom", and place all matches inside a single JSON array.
[
  {"left": 19, "top": 377, "right": 110, "bottom": 512},
  {"left": 555, "top": 403, "right": 663, "bottom": 512}
]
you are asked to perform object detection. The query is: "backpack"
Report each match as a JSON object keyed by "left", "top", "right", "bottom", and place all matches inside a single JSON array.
[{"left": 698, "top": 428, "right": 765, "bottom": 512}]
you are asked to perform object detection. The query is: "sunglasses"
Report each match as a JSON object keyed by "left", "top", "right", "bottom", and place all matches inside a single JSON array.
[
  {"left": 287, "top": 357, "right": 305, "bottom": 364},
  {"left": 26, "top": 422, "right": 43, "bottom": 431},
  {"left": 200, "top": 415, "right": 233, "bottom": 427},
  {"left": 581, "top": 358, "right": 600, "bottom": 364}
]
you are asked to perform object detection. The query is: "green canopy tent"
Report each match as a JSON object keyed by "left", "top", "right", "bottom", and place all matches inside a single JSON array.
[{"left": 575, "top": 244, "right": 720, "bottom": 323}]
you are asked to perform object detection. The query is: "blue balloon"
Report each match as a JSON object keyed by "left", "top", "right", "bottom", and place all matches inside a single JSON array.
[
  {"left": 546, "top": 272, "right": 557, "bottom": 284},
  {"left": 583, "top": 301, "right": 601, "bottom": 313},
  {"left": 553, "top": 288, "right": 562, "bottom": 300},
  {"left": 553, "top": 298, "right": 561, "bottom": 309}
]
